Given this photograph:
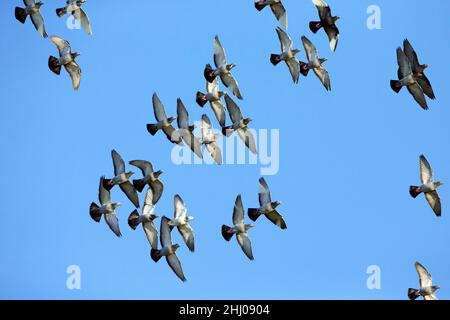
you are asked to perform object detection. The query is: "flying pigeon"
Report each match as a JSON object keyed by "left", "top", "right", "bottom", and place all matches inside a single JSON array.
[
  {"left": 168, "top": 195, "right": 195, "bottom": 252},
  {"left": 300, "top": 36, "right": 331, "bottom": 91},
  {"left": 200, "top": 114, "right": 222, "bottom": 165},
  {"left": 403, "top": 39, "right": 435, "bottom": 100},
  {"left": 176, "top": 98, "right": 203, "bottom": 159},
  {"left": 15, "top": 0, "right": 48, "bottom": 38},
  {"left": 128, "top": 187, "right": 159, "bottom": 250},
  {"left": 390, "top": 47, "right": 428, "bottom": 110},
  {"left": 151, "top": 216, "right": 187, "bottom": 282},
  {"left": 222, "top": 94, "right": 257, "bottom": 154},
  {"left": 409, "top": 155, "right": 443, "bottom": 217},
  {"left": 147, "top": 93, "right": 183, "bottom": 145},
  {"left": 56, "top": 0, "right": 92, "bottom": 35},
  {"left": 48, "top": 36, "right": 81, "bottom": 91},
  {"left": 254, "top": 0, "right": 288, "bottom": 30},
  {"left": 103, "top": 149, "right": 140, "bottom": 208},
  {"left": 89, "top": 176, "right": 122, "bottom": 237},
  {"left": 248, "top": 177, "right": 286, "bottom": 229},
  {"left": 309, "top": 0, "right": 340, "bottom": 51},
  {"left": 222, "top": 195, "right": 255, "bottom": 261},
  {"left": 408, "top": 262, "right": 440, "bottom": 300},
  {"left": 204, "top": 36, "right": 243, "bottom": 100},
  {"left": 270, "top": 27, "right": 301, "bottom": 83},
  {"left": 196, "top": 78, "right": 226, "bottom": 127},
  {"left": 129, "top": 160, "right": 163, "bottom": 204}
]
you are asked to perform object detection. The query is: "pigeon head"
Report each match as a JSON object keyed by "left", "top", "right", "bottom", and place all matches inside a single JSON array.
[
  {"left": 153, "top": 170, "right": 163, "bottom": 178},
  {"left": 126, "top": 171, "right": 135, "bottom": 179},
  {"left": 292, "top": 48, "right": 301, "bottom": 56},
  {"left": 167, "top": 116, "right": 176, "bottom": 123},
  {"left": 112, "top": 202, "right": 121, "bottom": 209},
  {"left": 333, "top": 16, "right": 341, "bottom": 22},
  {"left": 243, "top": 118, "right": 252, "bottom": 125},
  {"left": 272, "top": 200, "right": 282, "bottom": 208},
  {"left": 172, "top": 244, "right": 180, "bottom": 251},
  {"left": 36, "top": 1, "right": 45, "bottom": 8},
  {"left": 245, "top": 223, "right": 254, "bottom": 230},
  {"left": 226, "top": 63, "right": 236, "bottom": 71},
  {"left": 72, "top": 52, "right": 81, "bottom": 59}
]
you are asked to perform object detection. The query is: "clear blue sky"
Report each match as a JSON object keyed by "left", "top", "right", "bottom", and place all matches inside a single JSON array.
[{"left": 1, "top": 0, "right": 449, "bottom": 299}]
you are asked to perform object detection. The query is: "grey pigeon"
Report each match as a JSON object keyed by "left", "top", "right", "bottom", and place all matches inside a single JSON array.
[
  {"left": 56, "top": 0, "right": 92, "bottom": 35},
  {"left": 48, "top": 36, "right": 81, "bottom": 91},
  {"left": 309, "top": 0, "right": 340, "bottom": 52},
  {"left": 129, "top": 160, "right": 163, "bottom": 204},
  {"left": 196, "top": 78, "right": 226, "bottom": 127},
  {"left": 403, "top": 39, "right": 435, "bottom": 100},
  {"left": 270, "top": 27, "right": 301, "bottom": 83},
  {"left": 168, "top": 195, "right": 195, "bottom": 252},
  {"left": 151, "top": 216, "right": 187, "bottom": 282},
  {"left": 128, "top": 187, "right": 159, "bottom": 250},
  {"left": 204, "top": 36, "right": 243, "bottom": 100},
  {"left": 200, "top": 114, "right": 222, "bottom": 165},
  {"left": 390, "top": 47, "right": 428, "bottom": 110},
  {"left": 254, "top": 0, "right": 288, "bottom": 30},
  {"left": 222, "top": 94, "right": 257, "bottom": 154},
  {"left": 409, "top": 155, "right": 443, "bottom": 217},
  {"left": 104, "top": 149, "right": 140, "bottom": 208},
  {"left": 300, "top": 36, "right": 331, "bottom": 91},
  {"left": 176, "top": 98, "right": 203, "bottom": 159},
  {"left": 89, "top": 176, "right": 122, "bottom": 237},
  {"left": 222, "top": 194, "right": 255, "bottom": 261},
  {"left": 147, "top": 93, "right": 183, "bottom": 145},
  {"left": 15, "top": 0, "right": 48, "bottom": 38},
  {"left": 408, "top": 262, "right": 440, "bottom": 300},
  {"left": 248, "top": 177, "right": 286, "bottom": 229}
]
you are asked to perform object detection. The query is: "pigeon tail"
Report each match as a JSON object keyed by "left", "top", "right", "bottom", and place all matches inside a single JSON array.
[
  {"left": 128, "top": 210, "right": 140, "bottom": 230},
  {"left": 254, "top": 1, "right": 266, "bottom": 11},
  {"left": 299, "top": 61, "right": 310, "bottom": 77},
  {"left": 196, "top": 92, "right": 208, "bottom": 107},
  {"left": 102, "top": 178, "right": 115, "bottom": 191},
  {"left": 132, "top": 179, "right": 147, "bottom": 193},
  {"left": 408, "top": 288, "right": 420, "bottom": 300},
  {"left": 309, "top": 21, "right": 322, "bottom": 33},
  {"left": 409, "top": 186, "right": 422, "bottom": 198},
  {"left": 247, "top": 208, "right": 261, "bottom": 222},
  {"left": 56, "top": 7, "right": 67, "bottom": 17},
  {"left": 270, "top": 54, "right": 282, "bottom": 66},
  {"left": 204, "top": 64, "right": 217, "bottom": 83},
  {"left": 48, "top": 56, "right": 62, "bottom": 75},
  {"left": 390, "top": 80, "right": 402, "bottom": 93},
  {"left": 89, "top": 202, "right": 102, "bottom": 222},
  {"left": 150, "top": 249, "right": 162, "bottom": 262},
  {"left": 15, "top": 7, "right": 27, "bottom": 23},
  {"left": 146, "top": 123, "right": 159, "bottom": 136},
  {"left": 221, "top": 225, "right": 234, "bottom": 241}
]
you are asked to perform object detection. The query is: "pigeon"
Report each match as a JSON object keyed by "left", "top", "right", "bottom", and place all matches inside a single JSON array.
[
  {"left": 270, "top": 27, "right": 301, "bottom": 83},
  {"left": 390, "top": 47, "right": 428, "bottom": 110},
  {"left": 15, "top": 0, "right": 48, "bottom": 38},
  {"left": 222, "top": 94, "right": 257, "bottom": 154},
  {"left": 147, "top": 93, "right": 183, "bottom": 145},
  {"left": 408, "top": 262, "right": 440, "bottom": 300},
  {"left": 129, "top": 160, "right": 164, "bottom": 204},
  {"left": 56, "top": 0, "right": 92, "bottom": 35},
  {"left": 104, "top": 149, "right": 140, "bottom": 208},
  {"left": 168, "top": 195, "right": 195, "bottom": 252},
  {"left": 248, "top": 177, "right": 286, "bottom": 229},
  {"left": 309, "top": 0, "right": 340, "bottom": 52},
  {"left": 409, "top": 155, "right": 443, "bottom": 217},
  {"left": 222, "top": 194, "right": 254, "bottom": 261},
  {"left": 151, "top": 216, "right": 187, "bottom": 282},
  {"left": 48, "top": 36, "right": 82, "bottom": 91},
  {"left": 254, "top": 0, "right": 288, "bottom": 30},
  {"left": 403, "top": 39, "right": 435, "bottom": 100},
  {"left": 300, "top": 36, "right": 331, "bottom": 91},
  {"left": 176, "top": 98, "right": 203, "bottom": 159},
  {"left": 128, "top": 187, "right": 159, "bottom": 250},
  {"left": 196, "top": 78, "right": 226, "bottom": 127},
  {"left": 204, "top": 36, "right": 243, "bottom": 100},
  {"left": 89, "top": 176, "right": 122, "bottom": 237},
  {"left": 200, "top": 114, "right": 222, "bottom": 165}
]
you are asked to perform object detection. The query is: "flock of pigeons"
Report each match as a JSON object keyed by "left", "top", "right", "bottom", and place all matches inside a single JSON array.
[{"left": 13, "top": 0, "right": 444, "bottom": 299}]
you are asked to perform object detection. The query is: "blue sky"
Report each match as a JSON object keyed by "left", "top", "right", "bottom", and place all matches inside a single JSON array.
[{"left": 0, "top": 0, "right": 449, "bottom": 299}]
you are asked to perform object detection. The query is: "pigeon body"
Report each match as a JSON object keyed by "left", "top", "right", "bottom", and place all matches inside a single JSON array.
[
  {"left": 56, "top": 0, "right": 92, "bottom": 35},
  {"left": 168, "top": 195, "right": 195, "bottom": 252},
  {"left": 254, "top": 0, "right": 288, "bottom": 30},
  {"left": 176, "top": 99, "right": 203, "bottom": 159},
  {"left": 300, "top": 36, "right": 331, "bottom": 91},
  {"left": 48, "top": 36, "right": 81, "bottom": 90},
  {"left": 270, "top": 27, "right": 300, "bottom": 83},
  {"left": 409, "top": 155, "right": 443, "bottom": 217},
  {"left": 408, "top": 262, "right": 440, "bottom": 300},
  {"left": 309, "top": 0, "right": 340, "bottom": 51},
  {"left": 222, "top": 195, "right": 254, "bottom": 260},
  {"left": 200, "top": 114, "right": 222, "bottom": 165},
  {"left": 15, "top": 0, "right": 48, "bottom": 38},
  {"left": 196, "top": 78, "right": 226, "bottom": 127},
  {"left": 129, "top": 160, "right": 163, "bottom": 204},
  {"left": 248, "top": 177, "right": 286, "bottom": 229},
  {"left": 89, "top": 176, "right": 122, "bottom": 237}
]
